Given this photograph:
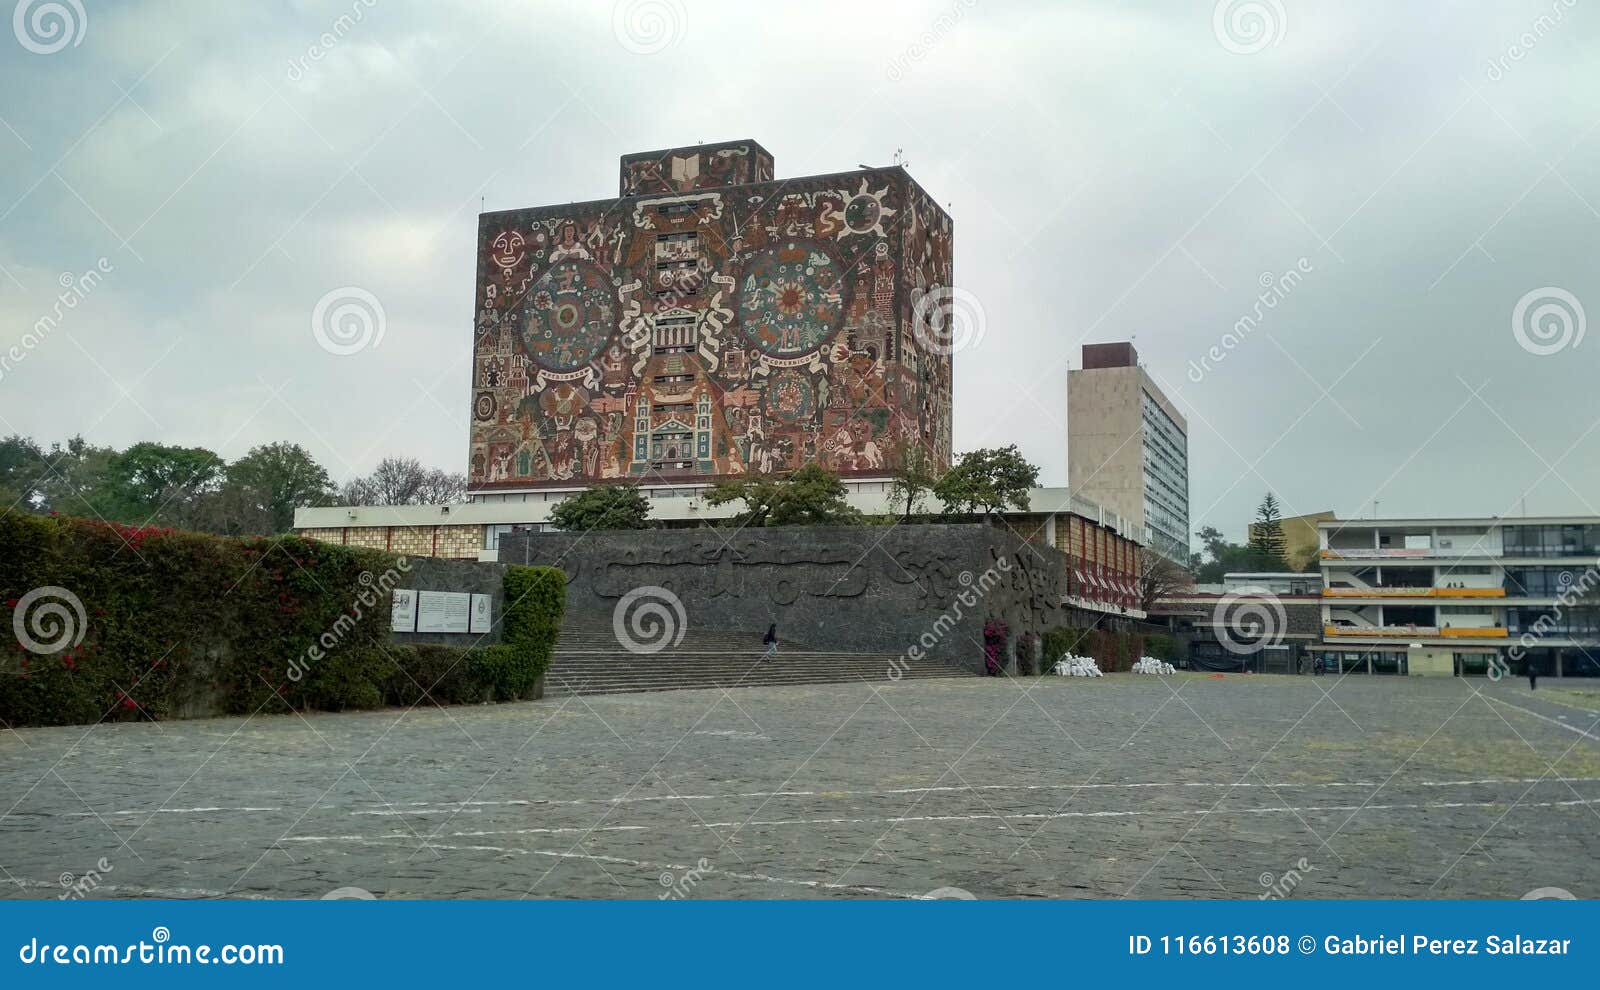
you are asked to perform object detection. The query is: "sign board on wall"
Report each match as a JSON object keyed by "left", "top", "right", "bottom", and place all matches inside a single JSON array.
[
  {"left": 417, "top": 591, "right": 472, "bottom": 634},
  {"left": 469, "top": 594, "right": 493, "bottom": 634},
  {"left": 391, "top": 589, "right": 418, "bottom": 633}
]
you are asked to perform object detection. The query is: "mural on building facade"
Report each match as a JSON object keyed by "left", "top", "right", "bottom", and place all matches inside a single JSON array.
[
  {"left": 469, "top": 142, "right": 954, "bottom": 491},
  {"left": 619, "top": 140, "right": 776, "bottom": 197}
]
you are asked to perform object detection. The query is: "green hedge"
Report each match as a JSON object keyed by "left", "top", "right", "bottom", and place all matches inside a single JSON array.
[
  {"left": 1, "top": 512, "right": 564, "bottom": 726},
  {"left": 1142, "top": 633, "right": 1176, "bottom": 661},
  {"left": 1040, "top": 625, "right": 1160, "bottom": 674}
]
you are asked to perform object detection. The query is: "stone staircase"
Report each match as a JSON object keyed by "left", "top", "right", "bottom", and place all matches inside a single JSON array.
[{"left": 543, "top": 622, "right": 975, "bottom": 697}]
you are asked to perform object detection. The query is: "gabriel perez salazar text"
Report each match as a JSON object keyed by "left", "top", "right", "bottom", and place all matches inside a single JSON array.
[{"left": 1323, "top": 934, "right": 1571, "bottom": 956}]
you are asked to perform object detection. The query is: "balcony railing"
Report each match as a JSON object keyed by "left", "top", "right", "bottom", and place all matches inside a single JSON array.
[
  {"left": 1322, "top": 625, "right": 1508, "bottom": 639},
  {"left": 1325, "top": 625, "right": 1439, "bottom": 637},
  {"left": 1321, "top": 587, "right": 1505, "bottom": 598}
]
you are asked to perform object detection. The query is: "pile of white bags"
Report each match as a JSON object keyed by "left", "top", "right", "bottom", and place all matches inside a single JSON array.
[
  {"left": 1132, "top": 656, "right": 1176, "bottom": 675},
  {"left": 1052, "top": 653, "right": 1103, "bottom": 677}
]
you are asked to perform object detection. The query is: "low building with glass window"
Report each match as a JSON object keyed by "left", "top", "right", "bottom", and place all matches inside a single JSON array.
[{"left": 1316, "top": 516, "right": 1600, "bottom": 677}]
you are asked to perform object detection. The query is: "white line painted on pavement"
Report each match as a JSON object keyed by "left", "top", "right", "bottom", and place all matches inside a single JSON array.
[
  {"left": 1484, "top": 695, "right": 1600, "bottom": 742},
  {"left": 280, "top": 796, "right": 1600, "bottom": 842},
  {"left": 272, "top": 835, "right": 922, "bottom": 899},
  {"left": 62, "top": 776, "right": 1600, "bottom": 819}
]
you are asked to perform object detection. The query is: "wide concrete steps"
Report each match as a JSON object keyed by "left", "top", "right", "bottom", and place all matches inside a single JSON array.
[{"left": 543, "top": 652, "right": 973, "bottom": 697}]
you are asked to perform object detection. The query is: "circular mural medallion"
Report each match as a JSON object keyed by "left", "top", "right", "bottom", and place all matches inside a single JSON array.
[
  {"left": 520, "top": 261, "right": 614, "bottom": 372},
  {"left": 473, "top": 392, "right": 496, "bottom": 421},
  {"left": 763, "top": 369, "right": 815, "bottom": 425},
  {"left": 737, "top": 240, "right": 845, "bottom": 358}
]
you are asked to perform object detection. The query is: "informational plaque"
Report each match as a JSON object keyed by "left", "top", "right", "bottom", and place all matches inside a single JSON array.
[
  {"left": 469, "top": 594, "right": 493, "bottom": 634},
  {"left": 391, "top": 589, "right": 418, "bottom": 633},
  {"left": 417, "top": 590, "right": 471, "bottom": 634}
]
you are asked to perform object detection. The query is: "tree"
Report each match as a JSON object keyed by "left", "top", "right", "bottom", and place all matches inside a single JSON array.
[
  {"left": 1192, "top": 523, "right": 1284, "bottom": 583},
  {"left": 933, "top": 445, "right": 1039, "bottom": 517},
  {"left": 226, "top": 442, "right": 334, "bottom": 533},
  {"left": 1248, "top": 492, "right": 1289, "bottom": 569},
  {"left": 341, "top": 457, "right": 466, "bottom": 505},
  {"left": 887, "top": 437, "right": 941, "bottom": 523},
  {"left": 1138, "top": 546, "right": 1192, "bottom": 612},
  {"left": 0, "top": 434, "right": 48, "bottom": 510},
  {"left": 415, "top": 467, "right": 467, "bottom": 504},
  {"left": 30, "top": 436, "right": 119, "bottom": 519},
  {"left": 104, "top": 442, "right": 226, "bottom": 522},
  {"left": 550, "top": 485, "right": 652, "bottom": 531},
  {"left": 164, "top": 481, "right": 276, "bottom": 537},
  {"left": 704, "top": 464, "right": 862, "bottom": 527}
]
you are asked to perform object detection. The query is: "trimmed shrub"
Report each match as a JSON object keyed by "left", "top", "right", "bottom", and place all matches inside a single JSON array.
[
  {"left": 502, "top": 564, "right": 564, "bottom": 676},
  {"left": 2, "top": 511, "right": 400, "bottom": 726},
  {"left": 1015, "top": 632, "right": 1037, "bottom": 676},
  {"left": 1041, "top": 626, "right": 1086, "bottom": 666},
  {"left": 1, "top": 512, "right": 566, "bottom": 726},
  {"left": 1143, "top": 633, "right": 1176, "bottom": 661}
]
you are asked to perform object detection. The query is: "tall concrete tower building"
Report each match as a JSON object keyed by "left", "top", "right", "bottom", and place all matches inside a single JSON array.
[{"left": 1067, "top": 342, "right": 1190, "bottom": 562}]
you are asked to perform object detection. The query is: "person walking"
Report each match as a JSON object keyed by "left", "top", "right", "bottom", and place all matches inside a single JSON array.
[
  {"left": 761, "top": 623, "right": 777, "bottom": 662},
  {"left": 1528, "top": 659, "right": 1538, "bottom": 690}
]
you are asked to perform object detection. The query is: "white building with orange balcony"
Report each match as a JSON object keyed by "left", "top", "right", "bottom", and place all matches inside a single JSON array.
[{"left": 1317, "top": 517, "right": 1600, "bottom": 677}]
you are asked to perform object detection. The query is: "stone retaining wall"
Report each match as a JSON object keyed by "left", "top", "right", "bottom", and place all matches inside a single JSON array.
[{"left": 499, "top": 524, "right": 1067, "bottom": 672}]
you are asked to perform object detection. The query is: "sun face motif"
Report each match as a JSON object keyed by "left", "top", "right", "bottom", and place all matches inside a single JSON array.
[
  {"left": 775, "top": 281, "right": 805, "bottom": 317},
  {"left": 832, "top": 178, "right": 896, "bottom": 239}
]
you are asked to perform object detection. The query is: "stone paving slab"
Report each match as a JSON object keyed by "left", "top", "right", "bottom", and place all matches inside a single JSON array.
[{"left": 3, "top": 674, "right": 1599, "bottom": 900}]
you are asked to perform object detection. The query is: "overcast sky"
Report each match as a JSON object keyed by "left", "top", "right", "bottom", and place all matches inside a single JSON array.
[{"left": 1, "top": 0, "right": 1596, "bottom": 541}]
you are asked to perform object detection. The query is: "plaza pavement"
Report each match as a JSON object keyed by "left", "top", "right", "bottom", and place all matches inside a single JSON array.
[{"left": 3, "top": 674, "right": 1599, "bottom": 900}]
